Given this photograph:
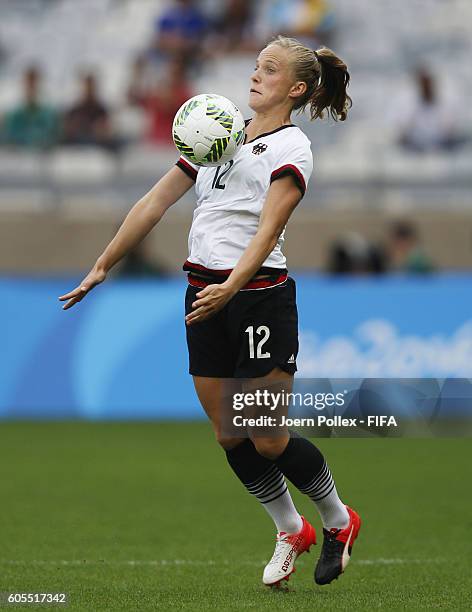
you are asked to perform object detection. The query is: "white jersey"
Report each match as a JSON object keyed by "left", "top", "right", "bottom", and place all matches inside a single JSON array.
[{"left": 176, "top": 123, "right": 313, "bottom": 271}]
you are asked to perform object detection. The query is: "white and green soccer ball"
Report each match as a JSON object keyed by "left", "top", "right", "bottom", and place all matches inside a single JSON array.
[{"left": 172, "top": 94, "right": 245, "bottom": 167}]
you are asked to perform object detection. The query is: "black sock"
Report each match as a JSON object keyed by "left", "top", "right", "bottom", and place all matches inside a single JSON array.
[
  {"left": 274, "top": 436, "right": 333, "bottom": 498},
  {"left": 225, "top": 439, "right": 287, "bottom": 504}
]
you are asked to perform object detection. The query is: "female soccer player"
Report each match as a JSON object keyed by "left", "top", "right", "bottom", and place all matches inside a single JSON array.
[{"left": 59, "top": 36, "right": 361, "bottom": 588}]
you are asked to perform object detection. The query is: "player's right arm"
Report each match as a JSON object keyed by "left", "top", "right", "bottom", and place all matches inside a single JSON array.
[{"left": 59, "top": 166, "right": 194, "bottom": 310}]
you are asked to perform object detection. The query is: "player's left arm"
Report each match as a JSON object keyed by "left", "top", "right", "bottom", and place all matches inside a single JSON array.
[{"left": 185, "top": 175, "right": 301, "bottom": 325}]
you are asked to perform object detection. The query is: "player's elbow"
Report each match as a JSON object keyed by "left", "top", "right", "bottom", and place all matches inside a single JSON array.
[
  {"left": 270, "top": 230, "right": 283, "bottom": 250},
  {"left": 271, "top": 221, "right": 286, "bottom": 244},
  {"left": 139, "top": 194, "right": 167, "bottom": 225},
  {"left": 257, "top": 227, "right": 282, "bottom": 253}
]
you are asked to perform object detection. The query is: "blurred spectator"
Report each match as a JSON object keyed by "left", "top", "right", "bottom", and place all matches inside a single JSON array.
[
  {"left": 212, "top": 0, "right": 258, "bottom": 52},
  {"left": 326, "top": 232, "right": 386, "bottom": 275},
  {"left": 150, "top": 0, "right": 209, "bottom": 70},
  {"left": 117, "top": 241, "right": 168, "bottom": 278},
  {"left": 116, "top": 54, "right": 159, "bottom": 144},
  {"left": 62, "top": 72, "right": 118, "bottom": 151},
  {"left": 1, "top": 65, "right": 59, "bottom": 149},
  {"left": 141, "top": 57, "right": 193, "bottom": 146},
  {"left": 259, "top": 0, "right": 336, "bottom": 47},
  {"left": 395, "top": 67, "right": 466, "bottom": 153},
  {"left": 387, "top": 221, "right": 434, "bottom": 274},
  {"left": 127, "top": 55, "right": 154, "bottom": 107}
]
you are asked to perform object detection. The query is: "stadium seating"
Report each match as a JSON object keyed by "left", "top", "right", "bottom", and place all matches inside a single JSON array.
[{"left": 0, "top": 0, "right": 471, "bottom": 213}]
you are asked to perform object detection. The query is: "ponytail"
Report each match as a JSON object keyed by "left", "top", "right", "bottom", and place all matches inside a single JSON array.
[
  {"left": 267, "top": 37, "right": 351, "bottom": 122},
  {"left": 310, "top": 47, "right": 351, "bottom": 122}
]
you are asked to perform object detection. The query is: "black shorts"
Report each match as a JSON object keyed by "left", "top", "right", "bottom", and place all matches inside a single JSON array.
[{"left": 185, "top": 277, "right": 298, "bottom": 378}]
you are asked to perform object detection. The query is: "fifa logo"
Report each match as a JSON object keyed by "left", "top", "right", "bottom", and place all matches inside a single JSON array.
[{"left": 252, "top": 143, "right": 268, "bottom": 155}]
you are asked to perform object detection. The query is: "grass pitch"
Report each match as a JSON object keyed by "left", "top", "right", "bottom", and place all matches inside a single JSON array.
[{"left": 0, "top": 422, "right": 470, "bottom": 610}]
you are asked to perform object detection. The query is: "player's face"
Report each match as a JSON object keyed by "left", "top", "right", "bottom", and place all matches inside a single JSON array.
[{"left": 249, "top": 46, "right": 302, "bottom": 112}]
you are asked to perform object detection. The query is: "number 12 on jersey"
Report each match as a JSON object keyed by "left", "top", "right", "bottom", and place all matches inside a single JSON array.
[
  {"left": 211, "top": 160, "right": 234, "bottom": 189},
  {"left": 245, "top": 325, "right": 271, "bottom": 359}
]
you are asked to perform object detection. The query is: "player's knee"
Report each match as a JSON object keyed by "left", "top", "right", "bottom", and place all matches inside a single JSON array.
[
  {"left": 251, "top": 437, "right": 289, "bottom": 460},
  {"left": 215, "top": 433, "right": 244, "bottom": 451}
]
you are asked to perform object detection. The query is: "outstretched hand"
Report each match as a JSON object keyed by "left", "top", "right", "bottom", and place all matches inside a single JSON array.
[
  {"left": 58, "top": 268, "right": 107, "bottom": 310},
  {"left": 185, "top": 283, "right": 236, "bottom": 325}
]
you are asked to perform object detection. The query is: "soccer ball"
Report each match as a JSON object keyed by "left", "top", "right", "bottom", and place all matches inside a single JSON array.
[{"left": 172, "top": 94, "right": 245, "bottom": 167}]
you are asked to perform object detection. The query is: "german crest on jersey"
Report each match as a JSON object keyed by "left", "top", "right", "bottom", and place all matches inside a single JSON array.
[{"left": 252, "top": 143, "right": 268, "bottom": 155}]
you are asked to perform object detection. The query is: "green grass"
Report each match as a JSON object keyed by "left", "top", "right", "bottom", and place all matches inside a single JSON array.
[{"left": 0, "top": 422, "right": 470, "bottom": 610}]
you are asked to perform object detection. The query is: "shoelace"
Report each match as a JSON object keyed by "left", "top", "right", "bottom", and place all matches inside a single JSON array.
[
  {"left": 321, "top": 528, "right": 342, "bottom": 561},
  {"left": 268, "top": 532, "right": 302, "bottom": 566}
]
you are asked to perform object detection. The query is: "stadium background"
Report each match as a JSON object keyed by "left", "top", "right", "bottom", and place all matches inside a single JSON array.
[
  {"left": 2, "top": 0, "right": 472, "bottom": 416},
  {"left": 0, "top": 1, "right": 471, "bottom": 610}
]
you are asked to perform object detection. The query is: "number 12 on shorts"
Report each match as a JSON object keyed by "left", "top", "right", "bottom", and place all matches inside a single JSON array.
[{"left": 245, "top": 325, "right": 271, "bottom": 359}]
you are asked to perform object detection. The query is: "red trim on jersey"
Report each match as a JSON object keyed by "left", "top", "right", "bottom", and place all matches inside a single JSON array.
[
  {"left": 270, "top": 164, "right": 306, "bottom": 195},
  {"left": 183, "top": 260, "right": 287, "bottom": 276},
  {"left": 184, "top": 261, "right": 233, "bottom": 276},
  {"left": 184, "top": 260, "right": 288, "bottom": 290},
  {"left": 176, "top": 158, "right": 198, "bottom": 180},
  {"left": 188, "top": 273, "right": 288, "bottom": 291}
]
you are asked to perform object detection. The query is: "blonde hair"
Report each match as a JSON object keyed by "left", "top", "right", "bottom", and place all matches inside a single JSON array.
[{"left": 267, "top": 35, "right": 352, "bottom": 121}]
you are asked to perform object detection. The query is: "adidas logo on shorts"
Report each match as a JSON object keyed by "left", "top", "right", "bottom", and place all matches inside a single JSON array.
[{"left": 287, "top": 354, "right": 295, "bottom": 364}]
